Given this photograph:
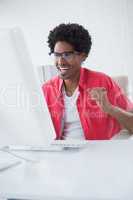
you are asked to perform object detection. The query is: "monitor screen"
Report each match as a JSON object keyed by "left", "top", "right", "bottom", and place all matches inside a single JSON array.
[{"left": 0, "top": 27, "right": 55, "bottom": 145}]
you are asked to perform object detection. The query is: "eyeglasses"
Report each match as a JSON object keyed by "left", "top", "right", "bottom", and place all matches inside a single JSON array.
[{"left": 49, "top": 51, "right": 80, "bottom": 61}]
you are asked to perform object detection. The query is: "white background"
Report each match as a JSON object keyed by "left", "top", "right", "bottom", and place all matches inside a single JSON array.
[{"left": 0, "top": 0, "right": 133, "bottom": 83}]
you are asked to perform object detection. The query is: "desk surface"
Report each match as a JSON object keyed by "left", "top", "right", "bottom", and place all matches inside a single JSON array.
[{"left": 0, "top": 140, "right": 133, "bottom": 200}]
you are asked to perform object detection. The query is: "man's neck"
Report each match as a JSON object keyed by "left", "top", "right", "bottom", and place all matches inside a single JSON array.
[{"left": 64, "top": 74, "right": 80, "bottom": 97}]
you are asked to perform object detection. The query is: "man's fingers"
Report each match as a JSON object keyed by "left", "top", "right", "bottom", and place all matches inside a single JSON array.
[
  {"left": 88, "top": 87, "right": 108, "bottom": 108},
  {"left": 90, "top": 88, "right": 107, "bottom": 99}
]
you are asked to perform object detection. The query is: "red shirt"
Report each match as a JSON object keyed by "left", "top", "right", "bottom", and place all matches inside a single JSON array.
[{"left": 42, "top": 68, "right": 133, "bottom": 140}]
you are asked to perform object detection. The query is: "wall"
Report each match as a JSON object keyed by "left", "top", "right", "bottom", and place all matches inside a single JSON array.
[{"left": 0, "top": 0, "right": 133, "bottom": 83}]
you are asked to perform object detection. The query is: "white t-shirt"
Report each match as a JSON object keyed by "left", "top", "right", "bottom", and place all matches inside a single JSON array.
[{"left": 63, "top": 87, "right": 85, "bottom": 140}]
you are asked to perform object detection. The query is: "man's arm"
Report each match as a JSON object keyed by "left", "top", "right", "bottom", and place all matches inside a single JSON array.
[
  {"left": 107, "top": 107, "right": 133, "bottom": 134},
  {"left": 90, "top": 87, "right": 133, "bottom": 134}
]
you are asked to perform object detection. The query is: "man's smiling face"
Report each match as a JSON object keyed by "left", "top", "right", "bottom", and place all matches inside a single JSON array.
[{"left": 53, "top": 41, "right": 85, "bottom": 80}]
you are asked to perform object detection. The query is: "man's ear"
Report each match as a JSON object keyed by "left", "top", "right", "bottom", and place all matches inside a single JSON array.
[
  {"left": 81, "top": 57, "right": 87, "bottom": 65},
  {"left": 81, "top": 53, "right": 88, "bottom": 62}
]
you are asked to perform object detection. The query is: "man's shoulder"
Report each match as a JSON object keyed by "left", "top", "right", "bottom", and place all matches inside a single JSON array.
[
  {"left": 81, "top": 67, "right": 112, "bottom": 84},
  {"left": 42, "top": 76, "right": 59, "bottom": 86},
  {"left": 42, "top": 76, "right": 61, "bottom": 92},
  {"left": 82, "top": 67, "right": 109, "bottom": 78}
]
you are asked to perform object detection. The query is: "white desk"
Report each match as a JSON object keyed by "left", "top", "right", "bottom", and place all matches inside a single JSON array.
[{"left": 0, "top": 140, "right": 133, "bottom": 200}]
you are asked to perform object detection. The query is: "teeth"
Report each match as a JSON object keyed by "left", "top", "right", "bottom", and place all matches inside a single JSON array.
[
  {"left": 60, "top": 68, "right": 68, "bottom": 70},
  {"left": 60, "top": 67, "right": 68, "bottom": 69}
]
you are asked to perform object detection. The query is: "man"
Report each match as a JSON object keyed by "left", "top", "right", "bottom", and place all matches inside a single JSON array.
[{"left": 42, "top": 23, "right": 133, "bottom": 140}]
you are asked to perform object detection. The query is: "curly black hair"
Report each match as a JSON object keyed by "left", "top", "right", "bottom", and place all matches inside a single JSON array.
[{"left": 47, "top": 23, "right": 92, "bottom": 55}]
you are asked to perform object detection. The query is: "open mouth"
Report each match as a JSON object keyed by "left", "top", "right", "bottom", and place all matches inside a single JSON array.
[
  {"left": 60, "top": 67, "right": 69, "bottom": 71},
  {"left": 56, "top": 65, "right": 72, "bottom": 77},
  {"left": 57, "top": 66, "right": 70, "bottom": 72}
]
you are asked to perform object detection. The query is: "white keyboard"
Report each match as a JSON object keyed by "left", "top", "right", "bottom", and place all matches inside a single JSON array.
[
  {"left": 2, "top": 145, "right": 63, "bottom": 152},
  {"left": 0, "top": 141, "right": 88, "bottom": 152},
  {"left": 51, "top": 140, "right": 88, "bottom": 148}
]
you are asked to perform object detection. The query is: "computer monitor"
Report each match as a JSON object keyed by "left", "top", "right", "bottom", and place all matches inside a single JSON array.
[{"left": 0, "top": 27, "right": 55, "bottom": 145}]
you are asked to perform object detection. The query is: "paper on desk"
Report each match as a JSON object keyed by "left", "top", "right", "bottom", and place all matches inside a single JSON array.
[{"left": 0, "top": 152, "right": 21, "bottom": 172}]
